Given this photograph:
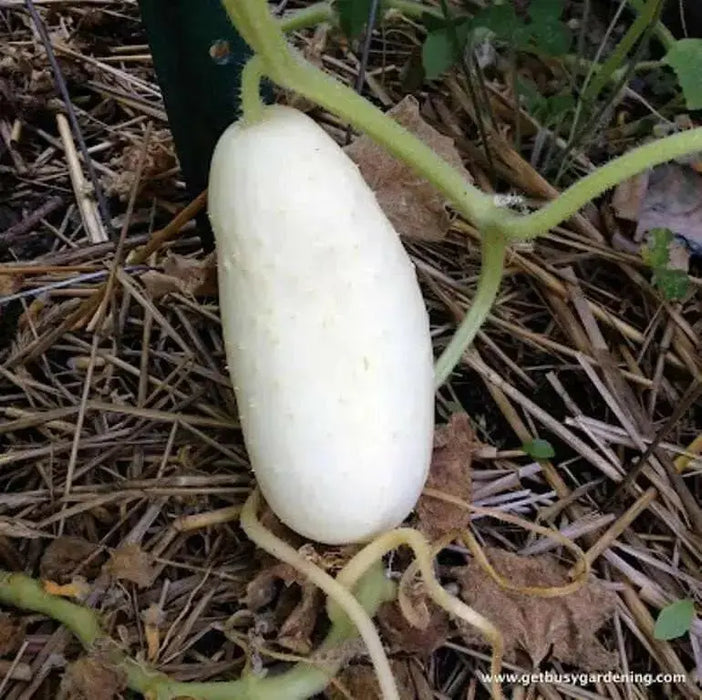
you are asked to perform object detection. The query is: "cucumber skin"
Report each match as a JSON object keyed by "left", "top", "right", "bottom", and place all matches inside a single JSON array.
[{"left": 208, "top": 105, "right": 435, "bottom": 545}]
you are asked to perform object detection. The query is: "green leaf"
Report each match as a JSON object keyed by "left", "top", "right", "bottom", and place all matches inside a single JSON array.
[
  {"left": 531, "top": 20, "right": 572, "bottom": 55},
  {"left": 528, "top": 0, "right": 565, "bottom": 24},
  {"left": 654, "top": 599, "right": 695, "bottom": 640},
  {"left": 470, "top": 4, "right": 520, "bottom": 43},
  {"left": 522, "top": 438, "right": 555, "bottom": 460},
  {"left": 422, "top": 29, "right": 457, "bottom": 79},
  {"left": 664, "top": 39, "right": 702, "bottom": 110},
  {"left": 421, "top": 10, "right": 451, "bottom": 32},
  {"left": 515, "top": 75, "right": 545, "bottom": 114},
  {"left": 516, "top": 77, "right": 573, "bottom": 126},
  {"left": 642, "top": 229, "right": 690, "bottom": 301},
  {"left": 337, "top": 0, "right": 374, "bottom": 39},
  {"left": 653, "top": 268, "right": 690, "bottom": 301},
  {"left": 421, "top": 19, "right": 471, "bottom": 79},
  {"left": 641, "top": 227, "right": 673, "bottom": 268}
]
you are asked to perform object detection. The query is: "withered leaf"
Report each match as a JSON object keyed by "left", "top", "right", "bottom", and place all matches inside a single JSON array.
[
  {"left": 103, "top": 543, "right": 156, "bottom": 589},
  {"left": 325, "top": 660, "right": 422, "bottom": 700},
  {"left": 141, "top": 252, "right": 217, "bottom": 299},
  {"left": 0, "top": 272, "right": 22, "bottom": 297},
  {"left": 416, "top": 412, "right": 474, "bottom": 539},
  {"left": 277, "top": 581, "right": 322, "bottom": 654},
  {"left": 245, "top": 561, "right": 304, "bottom": 611},
  {"left": 377, "top": 597, "right": 449, "bottom": 657},
  {"left": 457, "top": 548, "right": 618, "bottom": 671},
  {"left": 105, "top": 129, "right": 177, "bottom": 201},
  {"left": 40, "top": 536, "right": 104, "bottom": 584},
  {"left": 58, "top": 654, "right": 127, "bottom": 700},
  {"left": 612, "top": 163, "right": 702, "bottom": 255},
  {"left": 344, "top": 95, "right": 473, "bottom": 242},
  {"left": 0, "top": 613, "right": 25, "bottom": 657}
]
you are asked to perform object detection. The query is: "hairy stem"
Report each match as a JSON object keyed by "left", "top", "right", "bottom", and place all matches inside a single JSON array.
[
  {"left": 0, "top": 563, "right": 393, "bottom": 700},
  {"left": 500, "top": 126, "right": 702, "bottom": 240},
  {"left": 279, "top": 2, "right": 334, "bottom": 32},
  {"left": 225, "top": 0, "right": 497, "bottom": 231},
  {"left": 278, "top": 0, "right": 445, "bottom": 32},
  {"left": 239, "top": 489, "right": 400, "bottom": 700},
  {"left": 434, "top": 232, "right": 507, "bottom": 387},
  {"left": 335, "top": 528, "right": 504, "bottom": 699},
  {"left": 240, "top": 55, "right": 266, "bottom": 122}
]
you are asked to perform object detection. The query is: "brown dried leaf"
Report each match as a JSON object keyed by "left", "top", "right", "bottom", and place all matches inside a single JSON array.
[
  {"left": 0, "top": 613, "right": 25, "bottom": 657},
  {"left": 40, "top": 536, "right": 104, "bottom": 584},
  {"left": 416, "top": 412, "right": 474, "bottom": 539},
  {"left": 104, "top": 543, "right": 156, "bottom": 589},
  {"left": 636, "top": 164, "right": 702, "bottom": 252},
  {"left": 58, "top": 654, "right": 127, "bottom": 700},
  {"left": 0, "top": 273, "right": 22, "bottom": 297},
  {"left": 325, "top": 660, "right": 419, "bottom": 700},
  {"left": 277, "top": 582, "right": 322, "bottom": 654},
  {"left": 611, "top": 171, "right": 648, "bottom": 222},
  {"left": 105, "top": 129, "right": 177, "bottom": 201},
  {"left": 141, "top": 252, "right": 217, "bottom": 299},
  {"left": 457, "top": 548, "right": 618, "bottom": 670},
  {"left": 377, "top": 596, "right": 449, "bottom": 657},
  {"left": 245, "top": 562, "right": 305, "bottom": 611},
  {"left": 612, "top": 163, "right": 702, "bottom": 254},
  {"left": 344, "top": 95, "right": 473, "bottom": 241}
]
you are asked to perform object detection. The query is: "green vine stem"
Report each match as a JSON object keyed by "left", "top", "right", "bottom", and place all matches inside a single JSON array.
[
  {"left": 269, "top": 0, "right": 702, "bottom": 245},
  {"left": 240, "top": 55, "right": 266, "bottom": 123},
  {"left": 582, "top": 0, "right": 662, "bottom": 105},
  {"left": 225, "top": 0, "right": 499, "bottom": 233},
  {"left": 279, "top": 2, "right": 334, "bottom": 32},
  {"left": 0, "top": 565, "right": 394, "bottom": 700},
  {"left": 279, "top": 0, "right": 445, "bottom": 32},
  {"left": 226, "top": 0, "right": 702, "bottom": 386},
  {"left": 626, "top": 0, "right": 676, "bottom": 50},
  {"left": 434, "top": 232, "right": 506, "bottom": 387},
  {"left": 499, "top": 126, "right": 702, "bottom": 240}
]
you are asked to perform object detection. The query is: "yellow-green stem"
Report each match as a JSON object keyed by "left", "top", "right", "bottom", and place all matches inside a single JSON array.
[
  {"left": 0, "top": 566, "right": 393, "bottom": 700},
  {"left": 279, "top": 0, "right": 445, "bottom": 32},
  {"left": 434, "top": 232, "right": 507, "bottom": 387},
  {"left": 280, "top": 2, "right": 334, "bottom": 32},
  {"left": 241, "top": 54, "right": 266, "bottom": 122},
  {"left": 583, "top": 0, "right": 663, "bottom": 104},
  {"left": 626, "top": 0, "right": 675, "bottom": 49},
  {"left": 225, "top": 0, "right": 497, "bottom": 231},
  {"left": 500, "top": 127, "right": 702, "bottom": 240}
]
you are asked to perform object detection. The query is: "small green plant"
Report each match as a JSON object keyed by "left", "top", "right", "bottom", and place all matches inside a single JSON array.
[
  {"left": 663, "top": 39, "right": 702, "bottom": 111},
  {"left": 422, "top": 0, "right": 571, "bottom": 79},
  {"left": 337, "top": 0, "right": 374, "bottom": 39},
  {"left": 641, "top": 227, "right": 691, "bottom": 301},
  {"left": 515, "top": 76, "right": 574, "bottom": 129},
  {"left": 654, "top": 598, "right": 695, "bottom": 640},
  {"left": 522, "top": 438, "right": 556, "bottom": 460}
]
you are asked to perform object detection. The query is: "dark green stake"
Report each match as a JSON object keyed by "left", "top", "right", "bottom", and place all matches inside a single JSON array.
[{"left": 137, "top": 0, "right": 265, "bottom": 249}]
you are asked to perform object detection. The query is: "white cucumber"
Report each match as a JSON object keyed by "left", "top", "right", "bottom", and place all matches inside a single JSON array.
[{"left": 208, "top": 104, "right": 434, "bottom": 544}]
